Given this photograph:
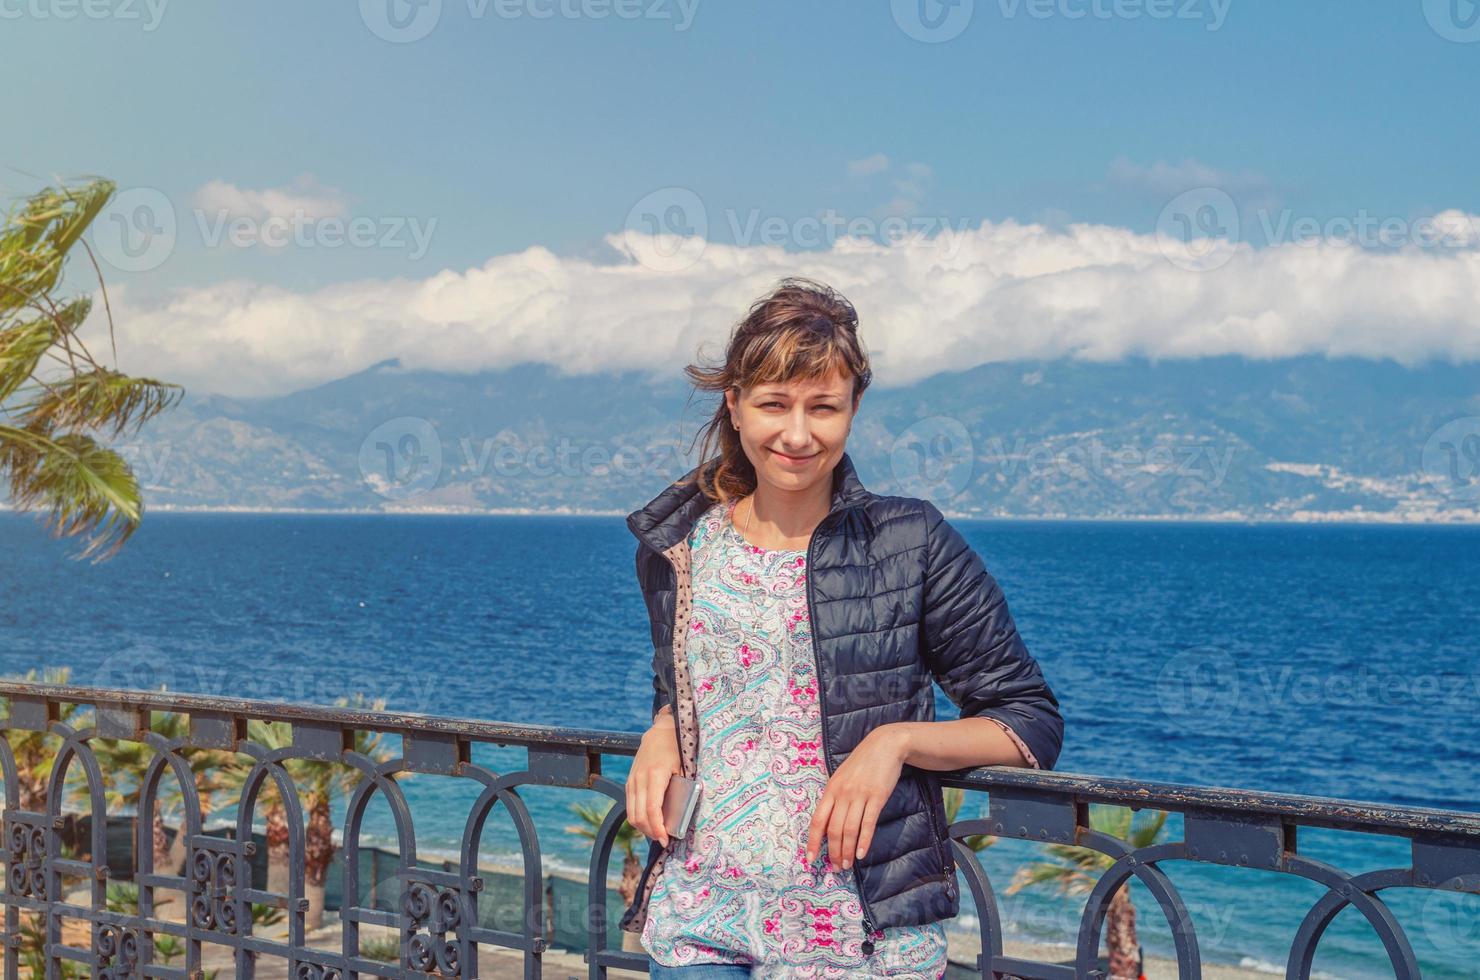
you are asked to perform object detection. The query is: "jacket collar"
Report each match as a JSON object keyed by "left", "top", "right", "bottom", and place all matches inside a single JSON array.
[{"left": 626, "top": 450, "right": 871, "bottom": 554}]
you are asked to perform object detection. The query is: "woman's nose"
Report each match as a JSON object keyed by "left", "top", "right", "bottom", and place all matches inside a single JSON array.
[{"left": 782, "top": 410, "right": 813, "bottom": 446}]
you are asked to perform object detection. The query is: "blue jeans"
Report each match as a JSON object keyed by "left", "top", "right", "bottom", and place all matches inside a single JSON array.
[{"left": 647, "top": 958, "right": 752, "bottom": 979}]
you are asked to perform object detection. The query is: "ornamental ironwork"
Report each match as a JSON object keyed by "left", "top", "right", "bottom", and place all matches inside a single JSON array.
[{"left": 0, "top": 681, "right": 1475, "bottom": 978}]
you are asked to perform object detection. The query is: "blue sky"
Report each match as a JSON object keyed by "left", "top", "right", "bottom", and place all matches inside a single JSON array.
[{"left": 2, "top": 0, "right": 1478, "bottom": 394}]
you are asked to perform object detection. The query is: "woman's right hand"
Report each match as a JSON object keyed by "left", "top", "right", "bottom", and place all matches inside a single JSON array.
[{"left": 626, "top": 713, "right": 681, "bottom": 847}]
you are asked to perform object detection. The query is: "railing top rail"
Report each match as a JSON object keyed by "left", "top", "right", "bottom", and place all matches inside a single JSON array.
[{"left": 3, "top": 681, "right": 1476, "bottom": 840}]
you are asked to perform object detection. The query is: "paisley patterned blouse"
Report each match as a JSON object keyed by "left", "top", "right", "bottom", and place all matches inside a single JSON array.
[{"left": 641, "top": 499, "right": 950, "bottom": 979}]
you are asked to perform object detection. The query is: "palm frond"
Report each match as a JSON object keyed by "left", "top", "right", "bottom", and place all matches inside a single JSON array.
[
  {"left": 0, "top": 303, "right": 73, "bottom": 402},
  {"left": 15, "top": 368, "right": 184, "bottom": 441},
  {"left": 16, "top": 367, "right": 183, "bottom": 438},
  {"left": 0, "top": 176, "right": 177, "bottom": 561},
  {"left": 1006, "top": 862, "right": 1088, "bottom": 897},
  {"left": 961, "top": 833, "right": 996, "bottom": 852},
  {"left": 0, "top": 426, "right": 141, "bottom": 562},
  {"left": 1129, "top": 808, "right": 1169, "bottom": 848},
  {"left": 0, "top": 178, "right": 115, "bottom": 316}
]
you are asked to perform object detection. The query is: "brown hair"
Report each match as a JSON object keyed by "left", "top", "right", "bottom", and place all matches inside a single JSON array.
[{"left": 679, "top": 276, "right": 872, "bottom": 506}]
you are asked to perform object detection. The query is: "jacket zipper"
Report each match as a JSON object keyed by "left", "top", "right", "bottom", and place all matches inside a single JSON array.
[
  {"left": 641, "top": 505, "right": 880, "bottom": 951},
  {"left": 923, "top": 771, "right": 952, "bottom": 880},
  {"left": 804, "top": 511, "right": 879, "bottom": 953}
]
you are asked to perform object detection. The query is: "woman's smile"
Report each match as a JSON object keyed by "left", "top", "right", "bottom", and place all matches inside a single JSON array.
[{"left": 770, "top": 448, "right": 821, "bottom": 466}]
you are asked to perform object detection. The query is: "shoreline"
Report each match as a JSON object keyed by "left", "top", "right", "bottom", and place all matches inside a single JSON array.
[
  {"left": 2, "top": 502, "right": 1476, "bottom": 526},
  {"left": 521, "top": 855, "right": 1307, "bottom": 980}
]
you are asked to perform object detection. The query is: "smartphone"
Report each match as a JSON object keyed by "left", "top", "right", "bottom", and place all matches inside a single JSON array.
[{"left": 662, "top": 774, "right": 701, "bottom": 840}]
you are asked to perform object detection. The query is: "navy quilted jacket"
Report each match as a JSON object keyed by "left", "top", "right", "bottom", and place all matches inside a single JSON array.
[{"left": 619, "top": 451, "right": 1063, "bottom": 947}]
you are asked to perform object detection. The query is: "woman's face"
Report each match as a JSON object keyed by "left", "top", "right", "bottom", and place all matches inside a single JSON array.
[{"left": 725, "top": 366, "right": 859, "bottom": 497}]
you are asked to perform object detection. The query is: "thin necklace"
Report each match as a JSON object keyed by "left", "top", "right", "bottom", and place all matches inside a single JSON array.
[{"left": 738, "top": 496, "right": 805, "bottom": 553}]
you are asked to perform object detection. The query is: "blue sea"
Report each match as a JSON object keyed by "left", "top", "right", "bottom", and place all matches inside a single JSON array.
[{"left": 3, "top": 511, "right": 1478, "bottom": 978}]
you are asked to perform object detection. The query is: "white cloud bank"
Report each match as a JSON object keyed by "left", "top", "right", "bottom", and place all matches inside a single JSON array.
[
  {"left": 96, "top": 215, "right": 1480, "bottom": 398},
  {"left": 191, "top": 177, "right": 348, "bottom": 224}
]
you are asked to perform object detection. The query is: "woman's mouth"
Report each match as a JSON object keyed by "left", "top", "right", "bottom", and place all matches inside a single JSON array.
[{"left": 770, "top": 449, "right": 820, "bottom": 465}]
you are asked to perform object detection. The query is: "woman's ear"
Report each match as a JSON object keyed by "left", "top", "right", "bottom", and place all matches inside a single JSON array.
[{"left": 724, "top": 387, "right": 739, "bottom": 426}]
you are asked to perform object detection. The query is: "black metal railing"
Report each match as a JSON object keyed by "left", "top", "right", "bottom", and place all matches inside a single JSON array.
[{"left": 1, "top": 682, "right": 1477, "bottom": 979}]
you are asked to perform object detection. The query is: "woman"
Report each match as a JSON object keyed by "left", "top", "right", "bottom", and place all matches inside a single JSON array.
[{"left": 620, "top": 277, "right": 1063, "bottom": 979}]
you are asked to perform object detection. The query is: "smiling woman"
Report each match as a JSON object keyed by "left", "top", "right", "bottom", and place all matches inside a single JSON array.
[
  {"left": 620, "top": 277, "right": 1063, "bottom": 978},
  {"left": 721, "top": 365, "right": 857, "bottom": 551}
]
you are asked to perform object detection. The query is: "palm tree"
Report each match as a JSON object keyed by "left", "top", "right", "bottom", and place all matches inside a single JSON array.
[
  {"left": 216, "top": 715, "right": 295, "bottom": 899},
  {"left": 1007, "top": 804, "right": 1167, "bottom": 980},
  {"left": 565, "top": 798, "right": 646, "bottom": 953},
  {"left": 0, "top": 176, "right": 182, "bottom": 562},
  {"left": 941, "top": 784, "right": 997, "bottom": 855},
  {"left": 155, "top": 724, "right": 239, "bottom": 876},
  {"left": 81, "top": 724, "right": 176, "bottom": 877},
  {"left": 219, "top": 695, "right": 394, "bottom": 930},
  {"left": 80, "top": 709, "right": 238, "bottom": 881},
  {"left": 300, "top": 694, "right": 394, "bottom": 930}
]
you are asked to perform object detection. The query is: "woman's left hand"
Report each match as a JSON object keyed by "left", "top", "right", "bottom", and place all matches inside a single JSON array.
[{"left": 805, "top": 725, "right": 909, "bottom": 871}]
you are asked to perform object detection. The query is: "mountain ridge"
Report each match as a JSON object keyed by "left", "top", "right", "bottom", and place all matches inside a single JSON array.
[{"left": 23, "top": 354, "right": 1476, "bottom": 522}]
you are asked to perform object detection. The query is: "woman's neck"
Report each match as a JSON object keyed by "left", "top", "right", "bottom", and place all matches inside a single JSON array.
[{"left": 739, "top": 479, "right": 832, "bottom": 550}]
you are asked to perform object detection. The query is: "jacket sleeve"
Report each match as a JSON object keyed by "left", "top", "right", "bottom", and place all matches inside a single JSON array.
[
  {"left": 636, "top": 540, "right": 676, "bottom": 726},
  {"left": 919, "top": 500, "right": 1064, "bottom": 771}
]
